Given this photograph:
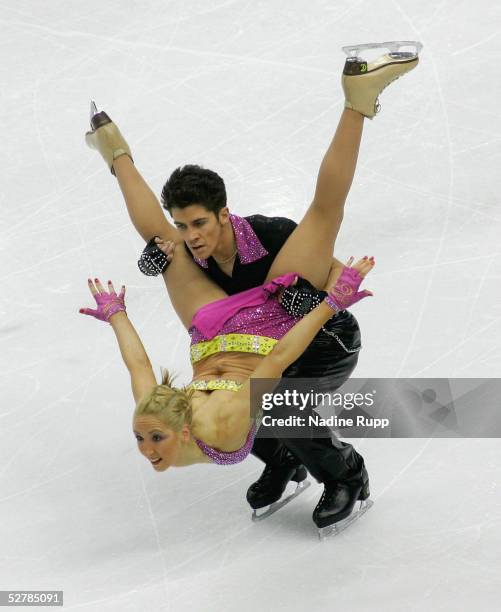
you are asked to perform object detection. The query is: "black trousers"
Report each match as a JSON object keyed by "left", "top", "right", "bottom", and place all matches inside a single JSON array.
[{"left": 251, "top": 310, "right": 364, "bottom": 483}]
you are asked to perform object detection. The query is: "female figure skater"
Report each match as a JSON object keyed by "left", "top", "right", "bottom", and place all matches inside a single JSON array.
[{"left": 80, "top": 257, "right": 373, "bottom": 471}]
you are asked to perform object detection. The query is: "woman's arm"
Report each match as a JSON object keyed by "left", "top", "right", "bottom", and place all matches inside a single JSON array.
[
  {"left": 324, "top": 256, "right": 355, "bottom": 290},
  {"left": 227, "top": 257, "right": 374, "bottom": 421},
  {"left": 109, "top": 312, "right": 158, "bottom": 403},
  {"left": 80, "top": 279, "right": 157, "bottom": 403},
  {"left": 221, "top": 302, "right": 336, "bottom": 436},
  {"left": 250, "top": 302, "right": 336, "bottom": 380}
]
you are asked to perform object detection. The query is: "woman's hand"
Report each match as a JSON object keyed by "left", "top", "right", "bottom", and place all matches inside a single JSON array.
[
  {"left": 325, "top": 256, "right": 375, "bottom": 311},
  {"left": 345, "top": 255, "right": 374, "bottom": 277},
  {"left": 79, "top": 278, "right": 126, "bottom": 323}
]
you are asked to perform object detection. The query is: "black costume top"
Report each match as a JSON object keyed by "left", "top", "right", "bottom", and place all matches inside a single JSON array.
[{"left": 186, "top": 214, "right": 297, "bottom": 294}]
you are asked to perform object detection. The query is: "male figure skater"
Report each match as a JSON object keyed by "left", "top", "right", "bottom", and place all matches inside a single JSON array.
[{"left": 86, "top": 42, "right": 421, "bottom": 532}]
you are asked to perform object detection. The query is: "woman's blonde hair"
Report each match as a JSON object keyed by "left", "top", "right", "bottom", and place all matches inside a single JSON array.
[{"left": 134, "top": 369, "right": 193, "bottom": 431}]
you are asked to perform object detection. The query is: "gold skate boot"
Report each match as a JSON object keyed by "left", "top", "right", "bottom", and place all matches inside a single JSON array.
[
  {"left": 341, "top": 41, "right": 423, "bottom": 119},
  {"left": 85, "top": 101, "right": 133, "bottom": 175}
]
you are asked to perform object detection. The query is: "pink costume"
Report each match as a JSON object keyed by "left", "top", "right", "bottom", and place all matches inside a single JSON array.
[
  {"left": 189, "top": 272, "right": 299, "bottom": 344},
  {"left": 188, "top": 273, "right": 299, "bottom": 465},
  {"left": 194, "top": 423, "right": 257, "bottom": 465}
]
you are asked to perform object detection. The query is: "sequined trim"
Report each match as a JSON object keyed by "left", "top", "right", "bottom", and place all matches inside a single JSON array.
[
  {"left": 187, "top": 379, "right": 243, "bottom": 392},
  {"left": 190, "top": 333, "right": 277, "bottom": 364},
  {"left": 194, "top": 214, "right": 268, "bottom": 268},
  {"left": 194, "top": 423, "right": 257, "bottom": 465}
]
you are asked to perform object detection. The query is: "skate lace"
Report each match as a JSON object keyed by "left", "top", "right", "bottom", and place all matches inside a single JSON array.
[
  {"left": 255, "top": 464, "right": 276, "bottom": 490},
  {"left": 319, "top": 483, "right": 338, "bottom": 506},
  {"left": 375, "top": 75, "right": 402, "bottom": 114}
]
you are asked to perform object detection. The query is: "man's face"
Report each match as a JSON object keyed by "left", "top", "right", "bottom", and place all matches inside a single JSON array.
[{"left": 171, "top": 204, "right": 229, "bottom": 259}]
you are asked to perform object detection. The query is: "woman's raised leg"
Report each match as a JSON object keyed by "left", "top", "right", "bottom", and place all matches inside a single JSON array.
[
  {"left": 160, "top": 243, "right": 227, "bottom": 330},
  {"left": 103, "top": 140, "right": 227, "bottom": 329},
  {"left": 266, "top": 109, "right": 364, "bottom": 288},
  {"left": 112, "top": 156, "right": 180, "bottom": 244}
]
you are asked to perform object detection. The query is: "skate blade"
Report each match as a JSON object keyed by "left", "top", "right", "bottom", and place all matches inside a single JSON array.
[
  {"left": 251, "top": 480, "right": 311, "bottom": 522},
  {"left": 90, "top": 100, "right": 99, "bottom": 121},
  {"left": 342, "top": 41, "right": 423, "bottom": 60},
  {"left": 318, "top": 499, "right": 374, "bottom": 540}
]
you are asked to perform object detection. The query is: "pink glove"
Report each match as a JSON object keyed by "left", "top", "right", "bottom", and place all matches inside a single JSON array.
[
  {"left": 79, "top": 278, "right": 126, "bottom": 323},
  {"left": 325, "top": 257, "right": 374, "bottom": 311}
]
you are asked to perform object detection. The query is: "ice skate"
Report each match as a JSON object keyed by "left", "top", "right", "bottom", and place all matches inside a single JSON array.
[
  {"left": 248, "top": 464, "right": 311, "bottom": 522},
  {"left": 313, "top": 461, "right": 373, "bottom": 539},
  {"left": 318, "top": 498, "right": 374, "bottom": 540},
  {"left": 341, "top": 40, "right": 423, "bottom": 119},
  {"left": 85, "top": 101, "right": 133, "bottom": 175}
]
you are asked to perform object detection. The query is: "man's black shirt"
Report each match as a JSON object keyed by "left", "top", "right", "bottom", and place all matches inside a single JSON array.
[{"left": 186, "top": 214, "right": 297, "bottom": 294}]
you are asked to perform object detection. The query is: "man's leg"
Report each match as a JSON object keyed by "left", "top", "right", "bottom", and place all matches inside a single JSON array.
[
  {"left": 247, "top": 437, "right": 308, "bottom": 511},
  {"left": 247, "top": 304, "right": 369, "bottom": 523}
]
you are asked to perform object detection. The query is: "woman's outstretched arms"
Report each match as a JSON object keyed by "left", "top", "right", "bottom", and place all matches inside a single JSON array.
[
  {"left": 108, "top": 312, "right": 157, "bottom": 403},
  {"left": 80, "top": 279, "right": 157, "bottom": 403}
]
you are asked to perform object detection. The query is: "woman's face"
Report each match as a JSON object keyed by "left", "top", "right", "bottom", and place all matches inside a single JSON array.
[{"left": 133, "top": 415, "right": 183, "bottom": 471}]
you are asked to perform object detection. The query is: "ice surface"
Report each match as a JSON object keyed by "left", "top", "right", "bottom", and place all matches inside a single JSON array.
[{"left": 1, "top": 0, "right": 501, "bottom": 610}]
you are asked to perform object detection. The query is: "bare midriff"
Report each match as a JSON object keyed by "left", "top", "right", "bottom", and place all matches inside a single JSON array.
[{"left": 191, "top": 351, "right": 265, "bottom": 385}]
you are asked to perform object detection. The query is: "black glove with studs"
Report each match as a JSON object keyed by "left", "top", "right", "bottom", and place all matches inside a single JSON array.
[
  {"left": 137, "top": 236, "right": 170, "bottom": 277},
  {"left": 280, "top": 277, "right": 328, "bottom": 317}
]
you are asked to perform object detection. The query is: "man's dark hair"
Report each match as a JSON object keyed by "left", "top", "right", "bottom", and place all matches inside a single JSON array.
[{"left": 161, "top": 164, "right": 227, "bottom": 215}]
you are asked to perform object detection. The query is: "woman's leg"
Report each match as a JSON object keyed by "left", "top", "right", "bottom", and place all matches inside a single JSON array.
[
  {"left": 161, "top": 244, "right": 227, "bottom": 329},
  {"left": 266, "top": 109, "right": 364, "bottom": 288},
  {"left": 112, "top": 156, "right": 227, "bottom": 329},
  {"left": 112, "top": 156, "right": 180, "bottom": 244}
]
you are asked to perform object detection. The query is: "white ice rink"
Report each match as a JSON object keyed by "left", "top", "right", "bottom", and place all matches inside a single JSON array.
[{"left": 1, "top": 1, "right": 501, "bottom": 610}]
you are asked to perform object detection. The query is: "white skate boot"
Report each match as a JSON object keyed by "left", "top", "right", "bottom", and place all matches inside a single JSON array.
[
  {"left": 341, "top": 41, "right": 423, "bottom": 119},
  {"left": 85, "top": 101, "right": 133, "bottom": 175}
]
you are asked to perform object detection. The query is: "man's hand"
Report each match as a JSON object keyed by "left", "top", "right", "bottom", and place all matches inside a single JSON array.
[{"left": 154, "top": 237, "right": 176, "bottom": 262}]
